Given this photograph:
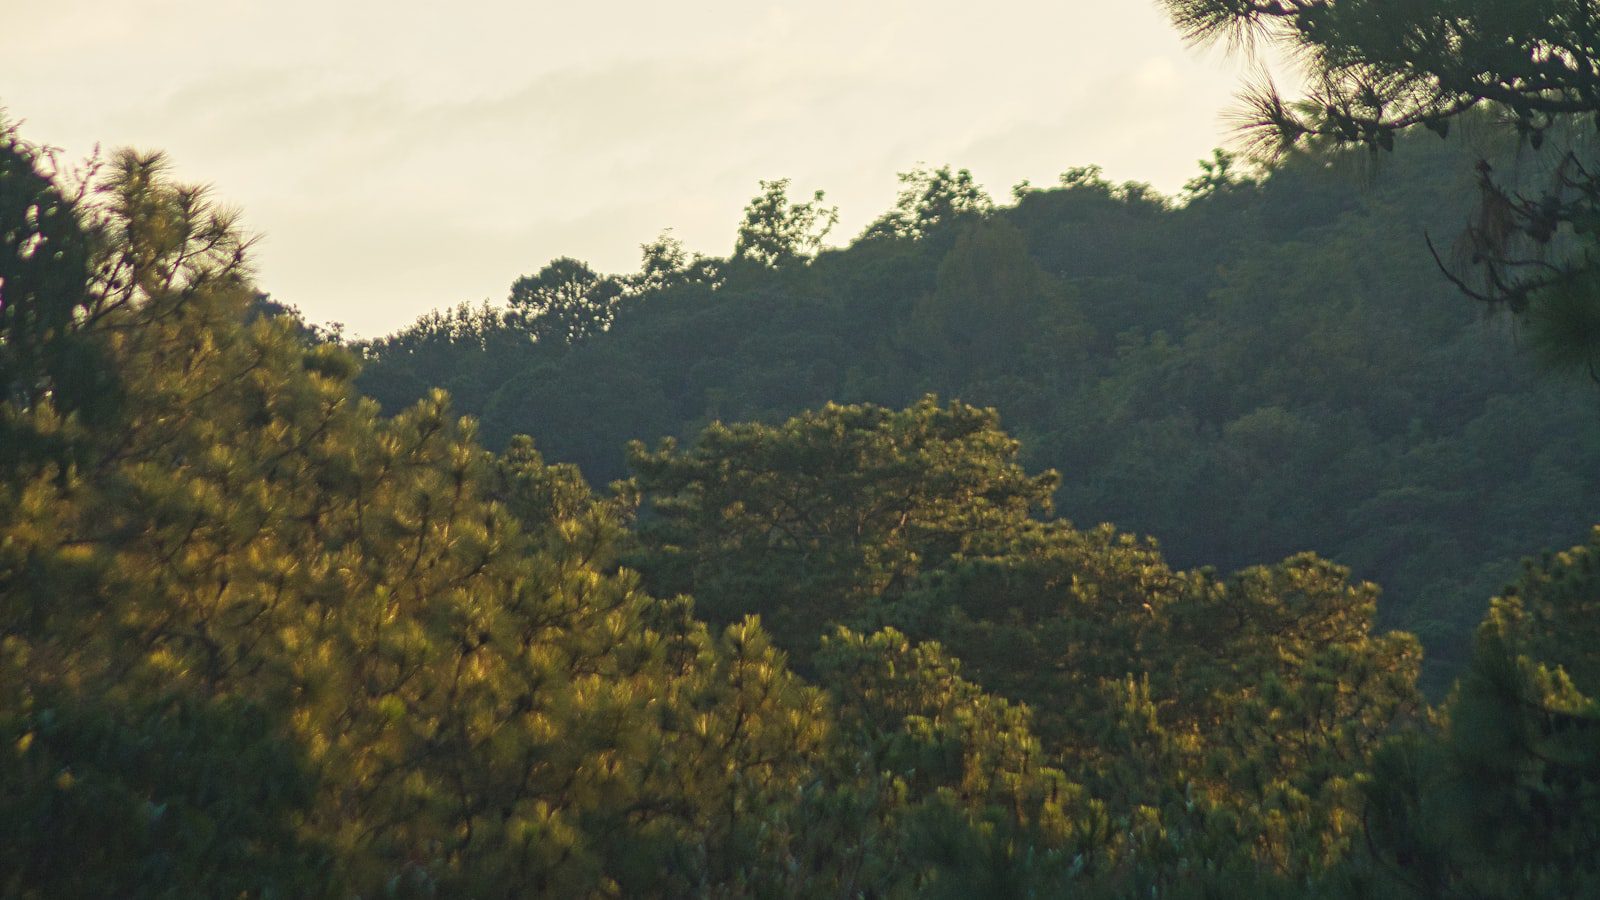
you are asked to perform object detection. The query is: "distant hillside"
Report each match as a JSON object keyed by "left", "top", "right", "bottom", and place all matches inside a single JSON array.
[{"left": 357, "top": 136, "right": 1600, "bottom": 688}]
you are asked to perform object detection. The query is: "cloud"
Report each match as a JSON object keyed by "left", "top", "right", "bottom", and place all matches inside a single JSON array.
[{"left": 6, "top": 0, "right": 1294, "bottom": 336}]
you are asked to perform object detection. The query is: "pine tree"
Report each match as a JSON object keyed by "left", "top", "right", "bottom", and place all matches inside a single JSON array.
[
  {"left": 626, "top": 396, "right": 1057, "bottom": 663},
  {"left": 1365, "top": 529, "right": 1600, "bottom": 897}
]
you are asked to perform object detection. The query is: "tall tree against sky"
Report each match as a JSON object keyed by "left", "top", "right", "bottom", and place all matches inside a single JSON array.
[
  {"left": 731, "top": 178, "right": 839, "bottom": 270},
  {"left": 863, "top": 165, "right": 994, "bottom": 242},
  {"left": 507, "top": 256, "right": 621, "bottom": 346}
]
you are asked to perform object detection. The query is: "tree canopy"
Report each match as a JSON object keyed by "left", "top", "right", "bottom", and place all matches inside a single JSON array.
[
  {"left": 731, "top": 178, "right": 839, "bottom": 270},
  {"left": 507, "top": 256, "right": 622, "bottom": 346},
  {"left": 361, "top": 133, "right": 1600, "bottom": 690},
  {"left": 0, "top": 124, "right": 1452, "bottom": 895},
  {"left": 1163, "top": 0, "right": 1600, "bottom": 372},
  {"left": 11, "top": 4, "right": 1600, "bottom": 887}
]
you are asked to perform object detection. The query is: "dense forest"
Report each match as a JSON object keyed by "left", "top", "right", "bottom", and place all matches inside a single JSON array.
[
  {"left": 355, "top": 124, "right": 1598, "bottom": 691},
  {"left": 7, "top": 0, "right": 1600, "bottom": 896}
]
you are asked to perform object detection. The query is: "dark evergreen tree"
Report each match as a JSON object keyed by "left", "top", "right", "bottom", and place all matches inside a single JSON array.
[
  {"left": 1163, "top": 0, "right": 1600, "bottom": 372},
  {"left": 1363, "top": 529, "right": 1600, "bottom": 897}
]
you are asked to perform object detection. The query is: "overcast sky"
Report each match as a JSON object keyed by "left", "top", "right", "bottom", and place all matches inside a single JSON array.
[{"left": 6, "top": 1, "right": 1291, "bottom": 336}]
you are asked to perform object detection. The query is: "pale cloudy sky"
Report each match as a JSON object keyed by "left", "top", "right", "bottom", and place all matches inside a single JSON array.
[{"left": 6, "top": 1, "right": 1290, "bottom": 336}]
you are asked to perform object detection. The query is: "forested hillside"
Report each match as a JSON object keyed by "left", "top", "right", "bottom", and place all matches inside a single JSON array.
[
  {"left": 358, "top": 131, "right": 1600, "bottom": 687},
  {"left": 9, "top": 0, "right": 1600, "bottom": 894},
  {"left": 7, "top": 113, "right": 1598, "bottom": 895},
  {"left": 0, "top": 123, "right": 1424, "bottom": 896}
]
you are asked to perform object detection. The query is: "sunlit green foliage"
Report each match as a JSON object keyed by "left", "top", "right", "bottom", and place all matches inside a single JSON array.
[
  {"left": 626, "top": 397, "right": 1056, "bottom": 663},
  {"left": 0, "top": 129, "right": 1437, "bottom": 887},
  {"left": 0, "top": 132, "right": 835, "bottom": 896},
  {"left": 9, "top": 46, "right": 1600, "bottom": 888},
  {"left": 626, "top": 399, "right": 1422, "bottom": 892}
]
